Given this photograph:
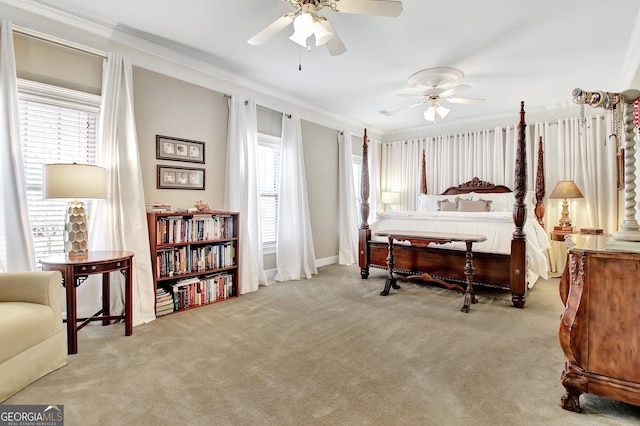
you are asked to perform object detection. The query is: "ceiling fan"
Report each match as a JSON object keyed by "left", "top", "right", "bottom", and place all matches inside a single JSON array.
[
  {"left": 247, "top": 0, "right": 403, "bottom": 56},
  {"left": 380, "top": 67, "right": 484, "bottom": 121}
]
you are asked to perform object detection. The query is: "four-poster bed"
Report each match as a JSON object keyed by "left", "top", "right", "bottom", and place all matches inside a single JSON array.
[{"left": 358, "top": 102, "right": 548, "bottom": 308}]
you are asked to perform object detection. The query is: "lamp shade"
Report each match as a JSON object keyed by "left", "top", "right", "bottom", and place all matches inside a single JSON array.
[
  {"left": 549, "top": 180, "right": 583, "bottom": 200},
  {"left": 381, "top": 191, "right": 400, "bottom": 204},
  {"left": 43, "top": 163, "right": 107, "bottom": 200},
  {"left": 423, "top": 104, "right": 450, "bottom": 122},
  {"left": 313, "top": 20, "right": 333, "bottom": 46}
]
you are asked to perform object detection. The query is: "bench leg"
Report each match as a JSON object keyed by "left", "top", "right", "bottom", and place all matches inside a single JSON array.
[
  {"left": 461, "top": 241, "right": 478, "bottom": 313},
  {"left": 381, "top": 236, "right": 401, "bottom": 296}
]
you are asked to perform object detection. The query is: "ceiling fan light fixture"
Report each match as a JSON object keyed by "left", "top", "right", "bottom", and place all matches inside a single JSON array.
[
  {"left": 293, "top": 12, "right": 315, "bottom": 37},
  {"left": 313, "top": 20, "right": 333, "bottom": 46},
  {"left": 436, "top": 104, "right": 450, "bottom": 118},
  {"left": 423, "top": 107, "right": 436, "bottom": 122},
  {"left": 424, "top": 103, "right": 450, "bottom": 122},
  {"left": 289, "top": 29, "right": 309, "bottom": 47}
]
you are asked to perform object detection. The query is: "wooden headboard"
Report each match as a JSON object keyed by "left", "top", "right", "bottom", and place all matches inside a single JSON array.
[{"left": 441, "top": 177, "right": 512, "bottom": 195}]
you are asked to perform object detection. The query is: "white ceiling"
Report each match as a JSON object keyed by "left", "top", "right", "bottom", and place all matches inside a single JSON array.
[{"left": 21, "top": 0, "right": 640, "bottom": 135}]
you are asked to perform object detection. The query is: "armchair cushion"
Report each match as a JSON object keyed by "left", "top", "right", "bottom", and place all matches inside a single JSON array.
[
  {"left": 0, "top": 271, "right": 67, "bottom": 402},
  {"left": 0, "top": 303, "right": 56, "bottom": 364}
]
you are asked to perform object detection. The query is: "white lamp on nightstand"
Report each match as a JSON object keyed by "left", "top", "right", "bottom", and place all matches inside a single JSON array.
[
  {"left": 381, "top": 191, "right": 400, "bottom": 212},
  {"left": 549, "top": 180, "right": 583, "bottom": 231},
  {"left": 43, "top": 163, "right": 107, "bottom": 258}
]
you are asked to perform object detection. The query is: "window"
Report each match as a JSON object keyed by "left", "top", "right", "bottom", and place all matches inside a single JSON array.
[
  {"left": 257, "top": 133, "right": 281, "bottom": 250},
  {"left": 18, "top": 80, "right": 101, "bottom": 268}
]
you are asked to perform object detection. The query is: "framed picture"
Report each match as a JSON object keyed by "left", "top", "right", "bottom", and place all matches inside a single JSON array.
[
  {"left": 157, "top": 165, "right": 205, "bottom": 190},
  {"left": 156, "top": 135, "right": 205, "bottom": 164}
]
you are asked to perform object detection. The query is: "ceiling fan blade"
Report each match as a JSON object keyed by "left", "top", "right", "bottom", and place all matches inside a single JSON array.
[
  {"left": 398, "top": 93, "right": 427, "bottom": 99},
  {"left": 439, "top": 84, "right": 471, "bottom": 98},
  {"left": 379, "top": 100, "right": 427, "bottom": 116},
  {"left": 247, "top": 14, "right": 294, "bottom": 45},
  {"left": 322, "top": 20, "right": 347, "bottom": 56},
  {"left": 334, "top": 0, "right": 403, "bottom": 17},
  {"left": 446, "top": 97, "right": 485, "bottom": 104}
]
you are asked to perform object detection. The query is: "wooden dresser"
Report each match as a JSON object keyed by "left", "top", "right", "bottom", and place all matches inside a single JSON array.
[{"left": 559, "top": 236, "right": 640, "bottom": 412}]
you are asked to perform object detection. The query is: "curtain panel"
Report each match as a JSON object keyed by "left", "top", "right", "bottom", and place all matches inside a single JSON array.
[
  {"left": 225, "top": 95, "right": 268, "bottom": 293},
  {"left": 337, "top": 131, "right": 358, "bottom": 265},
  {"left": 0, "top": 19, "right": 36, "bottom": 272},
  {"left": 92, "top": 53, "right": 156, "bottom": 326},
  {"left": 275, "top": 113, "right": 317, "bottom": 281}
]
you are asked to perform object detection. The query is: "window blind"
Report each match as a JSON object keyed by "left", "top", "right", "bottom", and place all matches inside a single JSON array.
[
  {"left": 18, "top": 91, "right": 99, "bottom": 266},
  {"left": 257, "top": 134, "right": 281, "bottom": 247}
]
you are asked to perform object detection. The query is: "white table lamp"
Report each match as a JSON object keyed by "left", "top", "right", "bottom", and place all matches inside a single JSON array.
[
  {"left": 549, "top": 180, "right": 583, "bottom": 231},
  {"left": 381, "top": 191, "right": 400, "bottom": 212},
  {"left": 43, "top": 163, "right": 107, "bottom": 257}
]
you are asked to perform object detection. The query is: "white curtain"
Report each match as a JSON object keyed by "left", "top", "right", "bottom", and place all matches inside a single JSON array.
[
  {"left": 368, "top": 137, "right": 380, "bottom": 221},
  {"left": 381, "top": 129, "right": 511, "bottom": 211},
  {"left": 275, "top": 113, "right": 317, "bottom": 281},
  {"left": 380, "top": 139, "right": 424, "bottom": 211},
  {"left": 225, "top": 95, "right": 268, "bottom": 293},
  {"left": 91, "top": 53, "right": 155, "bottom": 326},
  {"left": 0, "top": 20, "right": 36, "bottom": 272},
  {"left": 337, "top": 131, "right": 358, "bottom": 265},
  {"left": 543, "top": 115, "right": 617, "bottom": 234}
]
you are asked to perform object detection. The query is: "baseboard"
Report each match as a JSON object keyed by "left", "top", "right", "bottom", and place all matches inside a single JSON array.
[{"left": 264, "top": 256, "right": 338, "bottom": 283}]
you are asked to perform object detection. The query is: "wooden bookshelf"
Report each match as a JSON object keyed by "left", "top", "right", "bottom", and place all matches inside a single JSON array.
[{"left": 147, "top": 211, "right": 240, "bottom": 316}]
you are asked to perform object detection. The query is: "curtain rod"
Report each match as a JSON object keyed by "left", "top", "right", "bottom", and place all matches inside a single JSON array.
[{"left": 12, "top": 24, "right": 107, "bottom": 59}]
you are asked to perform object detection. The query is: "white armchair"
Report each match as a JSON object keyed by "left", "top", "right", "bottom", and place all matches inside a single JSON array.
[{"left": 0, "top": 271, "right": 68, "bottom": 402}]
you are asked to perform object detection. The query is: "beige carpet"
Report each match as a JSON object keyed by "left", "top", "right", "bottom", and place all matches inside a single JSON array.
[{"left": 5, "top": 264, "right": 640, "bottom": 425}]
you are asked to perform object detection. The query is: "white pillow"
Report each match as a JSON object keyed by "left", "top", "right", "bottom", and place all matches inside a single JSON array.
[
  {"left": 417, "top": 193, "right": 474, "bottom": 212},
  {"left": 471, "top": 192, "right": 514, "bottom": 212},
  {"left": 471, "top": 191, "right": 537, "bottom": 216}
]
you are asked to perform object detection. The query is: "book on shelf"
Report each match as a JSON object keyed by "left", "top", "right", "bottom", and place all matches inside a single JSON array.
[
  {"left": 155, "top": 304, "right": 174, "bottom": 316},
  {"left": 167, "top": 272, "right": 235, "bottom": 311},
  {"left": 580, "top": 228, "right": 604, "bottom": 235},
  {"left": 146, "top": 202, "right": 172, "bottom": 212}
]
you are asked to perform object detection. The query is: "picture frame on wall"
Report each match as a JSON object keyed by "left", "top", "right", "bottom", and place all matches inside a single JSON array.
[
  {"left": 157, "top": 165, "right": 205, "bottom": 190},
  {"left": 156, "top": 135, "right": 205, "bottom": 164}
]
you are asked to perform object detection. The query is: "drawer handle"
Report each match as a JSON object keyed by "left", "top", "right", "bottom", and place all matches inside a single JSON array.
[
  {"left": 116, "top": 262, "right": 121, "bottom": 267},
  {"left": 91, "top": 266, "right": 97, "bottom": 271},
  {"left": 82, "top": 266, "right": 87, "bottom": 271}
]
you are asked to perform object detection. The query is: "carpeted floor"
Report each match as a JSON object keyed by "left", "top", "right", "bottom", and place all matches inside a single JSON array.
[{"left": 5, "top": 264, "right": 640, "bottom": 425}]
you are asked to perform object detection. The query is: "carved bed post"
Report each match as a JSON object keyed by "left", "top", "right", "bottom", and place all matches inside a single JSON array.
[
  {"left": 359, "top": 129, "right": 371, "bottom": 278},
  {"left": 511, "top": 101, "right": 528, "bottom": 308},
  {"left": 420, "top": 149, "right": 427, "bottom": 194},
  {"left": 535, "top": 137, "right": 545, "bottom": 227}
]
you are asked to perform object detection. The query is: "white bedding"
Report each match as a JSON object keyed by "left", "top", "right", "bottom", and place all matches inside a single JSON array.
[{"left": 371, "top": 211, "right": 550, "bottom": 286}]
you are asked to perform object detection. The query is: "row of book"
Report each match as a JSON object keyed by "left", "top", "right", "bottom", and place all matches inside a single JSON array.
[
  {"left": 155, "top": 242, "right": 235, "bottom": 278},
  {"left": 155, "top": 273, "right": 235, "bottom": 315},
  {"left": 155, "top": 215, "right": 234, "bottom": 243}
]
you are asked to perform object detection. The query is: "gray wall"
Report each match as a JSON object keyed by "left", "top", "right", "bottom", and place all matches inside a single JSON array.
[{"left": 132, "top": 68, "right": 342, "bottom": 267}]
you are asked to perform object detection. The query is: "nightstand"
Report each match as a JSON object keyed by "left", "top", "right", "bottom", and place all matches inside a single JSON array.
[{"left": 548, "top": 230, "right": 576, "bottom": 275}]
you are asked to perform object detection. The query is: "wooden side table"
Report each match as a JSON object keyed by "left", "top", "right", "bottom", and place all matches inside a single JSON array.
[
  {"left": 548, "top": 231, "right": 575, "bottom": 274},
  {"left": 41, "top": 250, "right": 134, "bottom": 354}
]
